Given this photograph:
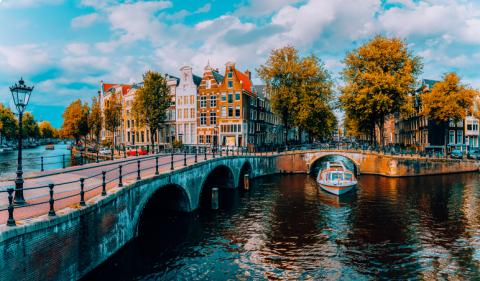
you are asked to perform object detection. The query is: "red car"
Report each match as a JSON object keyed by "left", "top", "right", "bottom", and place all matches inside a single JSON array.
[{"left": 127, "top": 148, "right": 148, "bottom": 156}]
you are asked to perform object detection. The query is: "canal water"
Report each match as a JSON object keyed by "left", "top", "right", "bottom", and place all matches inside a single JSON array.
[
  {"left": 0, "top": 144, "right": 73, "bottom": 176},
  {"left": 84, "top": 172, "right": 480, "bottom": 280}
]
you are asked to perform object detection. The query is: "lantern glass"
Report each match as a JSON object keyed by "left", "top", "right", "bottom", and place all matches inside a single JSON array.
[{"left": 9, "top": 79, "right": 33, "bottom": 114}]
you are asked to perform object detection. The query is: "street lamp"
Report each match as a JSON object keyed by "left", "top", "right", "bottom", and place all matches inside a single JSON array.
[{"left": 10, "top": 78, "right": 34, "bottom": 204}]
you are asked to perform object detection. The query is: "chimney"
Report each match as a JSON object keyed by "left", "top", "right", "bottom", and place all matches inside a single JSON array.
[{"left": 245, "top": 70, "right": 251, "bottom": 80}]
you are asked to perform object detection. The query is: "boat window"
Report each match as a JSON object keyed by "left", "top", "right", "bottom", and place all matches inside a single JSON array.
[{"left": 344, "top": 174, "right": 352, "bottom": 181}]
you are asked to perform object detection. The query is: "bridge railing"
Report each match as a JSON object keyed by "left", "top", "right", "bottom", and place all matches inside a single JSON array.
[{"left": 0, "top": 146, "right": 272, "bottom": 227}]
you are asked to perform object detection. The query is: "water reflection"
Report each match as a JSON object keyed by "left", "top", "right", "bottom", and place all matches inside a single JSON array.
[{"left": 84, "top": 173, "right": 480, "bottom": 280}]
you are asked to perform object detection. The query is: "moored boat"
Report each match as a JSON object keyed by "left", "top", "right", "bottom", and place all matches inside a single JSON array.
[
  {"left": 45, "top": 144, "right": 55, "bottom": 150},
  {"left": 316, "top": 161, "right": 357, "bottom": 195}
]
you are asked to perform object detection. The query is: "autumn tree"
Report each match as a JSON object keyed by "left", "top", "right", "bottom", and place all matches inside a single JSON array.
[
  {"left": 104, "top": 91, "right": 122, "bottom": 148},
  {"left": 258, "top": 46, "right": 336, "bottom": 143},
  {"left": 132, "top": 71, "right": 171, "bottom": 150},
  {"left": 39, "top": 121, "right": 55, "bottom": 139},
  {"left": 0, "top": 104, "right": 18, "bottom": 144},
  {"left": 340, "top": 35, "right": 422, "bottom": 147},
  {"left": 89, "top": 96, "right": 103, "bottom": 147},
  {"left": 421, "top": 72, "right": 478, "bottom": 151},
  {"left": 61, "top": 99, "right": 89, "bottom": 144},
  {"left": 22, "top": 112, "right": 39, "bottom": 141}
]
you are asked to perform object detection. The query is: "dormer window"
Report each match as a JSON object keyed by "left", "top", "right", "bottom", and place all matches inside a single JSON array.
[
  {"left": 206, "top": 80, "right": 211, "bottom": 89},
  {"left": 228, "top": 81, "right": 233, "bottom": 88},
  {"left": 228, "top": 72, "right": 232, "bottom": 78}
]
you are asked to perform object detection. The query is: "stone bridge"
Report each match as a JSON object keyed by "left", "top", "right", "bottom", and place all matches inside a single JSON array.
[{"left": 0, "top": 149, "right": 478, "bottom": 281}]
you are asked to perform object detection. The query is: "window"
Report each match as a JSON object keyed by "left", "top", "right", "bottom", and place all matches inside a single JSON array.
[
  {"left": 206, "top": 135, "right": 211, "bottom": 143},
  {"left": 221, "top": 92, "right": 226, "bottom": 101},
  {"left": 235, "top": 106, "right": 240, "bottom": 117},
  {"left": 200, "top": 113, "right": 207, "bottom": 125},
  {"left": 127, "top": 132, "right": 130, "bottom": 142},
  {"left": 199, "top": 135, "right": 204, "bottom": 143},
  {"left": 184, "top": 108, "right": 188, "bottom": 118},
  {"left": 200, "top": 96, "right": 207, "bottom": 108},
  {"left": 206, "top": 80, "right": 211, "bottom": 89},
  {"left": 127, "top": 120, "right": 130, "bottom": 128},
  {"left": 210, "top": 112, "right": 217, "bottom": 125},
  {"left": 178, "top": 110, "right": 182, "bottom": 119},
  {"left": 221, "top": 106, "right": 226, "bottom": 117},
  {"left": 449, "top": 130, "right": 455, "bottom": 144},
  {"left": 457, "top": 130, "right": 463, "bottom": 144},
  {"left": 211, "top": 95, "right": 217, "bottom": 107},
  {"left": 228, "top": 72, "right": 232, "bottom": 78},
  {"left": 228, "top": 106, "right": 233, "bottom": 117},
  {"left": 235, "top": 92, "right": 240, "bottom": 100},
  {"left": 468, "top": 124, "right": 473, "bottom": 130},
  {"left": 190, "top": 95, "right": 194, "bottom": 104},
  {"left": 190, "top": 108, "right": 195, "bottom": 119},
  {"left": 228, "top": 81, "right": 233, "bottom": 88},
  {"left": 228, "top": 93, "right": 233, "bottom": 103}
]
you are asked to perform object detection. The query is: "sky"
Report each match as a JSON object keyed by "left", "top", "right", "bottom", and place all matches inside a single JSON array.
[{"left": 0, "top": 0, "right": 479, "bottom": 128}]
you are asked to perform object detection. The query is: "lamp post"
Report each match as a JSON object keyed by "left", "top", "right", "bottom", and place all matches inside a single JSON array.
[{"left": 10, "top": 78, "right": 33, "bottom": 204}]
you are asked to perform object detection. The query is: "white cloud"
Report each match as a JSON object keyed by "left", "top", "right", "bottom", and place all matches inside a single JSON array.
[
  {"left": 71, "top": 13, "right": 99, "bottom": 28},
  {"left": 196, "top": 3, "right": 211, "bottom": 14},
  {"left": 0, "top": 44, "right": 50, "bottom": 73},
  {"left": 65, "top": 43, "right": 90, "bottom": 56},
  {"left": 0, "top": 0, "right": 62, "bottom": 8},
  {"left": 236, "top": 0, "right": 302, "bottom": 17}
]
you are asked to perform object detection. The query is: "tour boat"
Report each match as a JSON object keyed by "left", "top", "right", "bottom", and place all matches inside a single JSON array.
[{"left": 316, "top": 161, "right": 357, "bottom": 195}]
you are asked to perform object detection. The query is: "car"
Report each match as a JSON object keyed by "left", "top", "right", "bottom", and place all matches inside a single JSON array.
[
  {"left": 467, "top": 149, "right": 480, "bottom": 160},
  {"left": 99, "top": 148, "right": 112, "bottom": 155},
  {"left": 127, "top": 148, "right": 148, "bottom": 156},
  {"left": 450, "top": 149, "right": 464, "bottom": 159}
]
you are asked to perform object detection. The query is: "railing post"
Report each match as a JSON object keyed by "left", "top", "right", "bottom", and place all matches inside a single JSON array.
[
  {"left": 111, "top": 149, "right": 114, "bottom": 160},
  {"left": 62, "top": 154, "right": 65, "bottom": 169},
  {"left": 171, "top": 153, "right": 174, "bottom": 170},
  {"left": 48, "top": 183, "right": 56, "bottom": 216},
  {"left": 80, "top": 178, "right": 86, "bottom": 206},
  {"left": 237, "top": 147, "right": 239, "bottom": 156},
  {"left": 7, "top": 187, "right": 15, "bottom": 226},
  {"left": 41, "top": 156, "right": 44, "bottom": 172},
  {"left": 80, "top": 152, "right": 83, "bottom": 165},
  {"left": 220, "top": 146, "right": 222, "bottom": 157},
  {"left": 184, "top": 150, "right": 187, "bottom": 166},
  {"left": 119, "top": 165, "right": 123, "bottom": 187},
  {"left": 204, "top": 147, "right": 207, "bottom": 160},
  {"left": 194, "top": 149, "right": 198, "bottom": 163},
  {"left": 155, "top": 157, "right": 159, "bottom": 175},
  {"left": 123, "top": 145, "right": 126, "bottom": 158},
  {"left": 102, "top": 171, "right": 107, "bottom": 196},
  {"left": 226, "top": 146, "right": 229, "bottom": 156},
  {"left": 137, "top": 160, "right": 141, "bottom": 180}
]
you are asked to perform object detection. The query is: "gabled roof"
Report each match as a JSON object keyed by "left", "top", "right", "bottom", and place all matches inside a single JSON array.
[
  {"left": 423, "top": 79, "right": 439, "bottom": 90},
  {"left": 193, "top": 74, "right": 202, "bottom": 87},
  {"left": 212, "top": 70, "right": 224, "bottom": 84},
  {"left": 102, "top": 83, "right": 131, "bottom": 95},
  {"left": 235, "top": 70, "right": 253, "bottom": 93},
  {"left": 165, "top": 74, "right": 180, "bottom": 86}
]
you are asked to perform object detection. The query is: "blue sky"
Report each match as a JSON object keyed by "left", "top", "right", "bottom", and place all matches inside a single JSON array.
[{"left": 0, "top": 0, "right": 479, "bottom": 128}]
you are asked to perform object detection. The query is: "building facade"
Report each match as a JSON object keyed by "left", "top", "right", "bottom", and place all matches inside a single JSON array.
[{"left": 175, "top": 66, "right": 201, "bottom": 145}]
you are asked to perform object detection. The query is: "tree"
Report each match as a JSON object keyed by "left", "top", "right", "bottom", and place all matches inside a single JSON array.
[
  {"left": 39, "top": 121, "right": 55, "bottom": 139},
  {"left": 339, "top": 35, "right": 422, "bottom": 147},
  {"left": 0, "top": 104, "right": 18, "bottom": 144},
  {"left": 295, "top": 55, "right": 337, "bottom": 141},
  {"left": 132, "top": 71, "right": 171, "bottom": 150},
  {"left": 22, "top": 112, "right": 39, "bottom": 141},
  {"left": 89, "top": 96, "right": 103, "bottom": 147},
  {"left": 104, "top": 91, "right": 122, "bottom": 148},
  {"left": 258, "top": 46, "right": 336, "bottom": 143},
  {"left": 61, "top": 99, "right": 89, "bottom": 144},
  {"left": 421, "top": 72, "right": 478, "bottom": 151}
]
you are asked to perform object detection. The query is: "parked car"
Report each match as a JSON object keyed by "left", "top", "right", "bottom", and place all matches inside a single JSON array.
[
  {"left": 99, "top": 148, "right": 112, "bottom": 155},
  {"left": 450, "top": 149, "right": 464, "bottom": 159},
  {"left": 467, "top": 149, "right": 480, "bottom": 160},
  {"left": 127, "top": 148, "right": 148, "bottom": 156}
]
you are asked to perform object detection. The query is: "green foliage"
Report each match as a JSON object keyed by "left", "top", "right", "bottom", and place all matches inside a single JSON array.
[
  {"left": 257, "top": 46, "right": 336, "bottom": 142},
  {"left": 38, "top": 121, "right": 55, "bottom": 139},
  {"left": 22, "top": 112, "right": 39, "bottom": 139},
  {"left": 61, "top": 99, "right": 90, "bottom": 142},
  {"left": 89, "top": 96, "right": 103, "bottom": 143},
  {"left": 339, "top": 35, "right": 422, "bottom": 146},
  {"left": 0, "top": 103, "right": 18, "bottom": 142},
  {"left": 104, "top": 91, "right": 122, "bottom": 134},
  {"left": 132, "top": 71, "right": 171, "bottom": 146}
]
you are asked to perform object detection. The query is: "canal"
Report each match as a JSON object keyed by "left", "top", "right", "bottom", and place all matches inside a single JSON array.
[
  {"left": 84, "top": 173, "right": 480, "bottom": 280},
  {"left": 0, "top": 144, "right": 73, "bottom": 176}
]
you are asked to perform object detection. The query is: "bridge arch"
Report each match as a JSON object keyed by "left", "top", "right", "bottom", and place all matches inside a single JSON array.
[
  {"left": 309, "top": 154, "right": 360, "bottom": 176},
  {"left": 134, "top": 183, "right": 192, "bottom": 237},
  {"left": 199, "top": 164, "right": 236, "bottom": 208},
  {"left": 237, "top": 161, "right": 253, "bottom": 189}
]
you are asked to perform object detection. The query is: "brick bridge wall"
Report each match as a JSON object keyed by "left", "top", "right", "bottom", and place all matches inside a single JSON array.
[{"left": 1, "top": 151, "right": 479, "bottom": 280}]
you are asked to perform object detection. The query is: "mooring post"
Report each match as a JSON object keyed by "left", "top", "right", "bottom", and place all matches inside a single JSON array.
[
  {"left": 171, "top": 153, "right": 174, "bottom": 170},
  {"left": 102, "top": 171, "right": 107, "bottom": 196},
  {"left": 184, "top": 150, "right": 187, "bottom": 166},
  {"left": 48, "top": 183, "right": 56, "bottom": 216},
  {"left": 62, "top": 154, "right": 65, "bottom": 169},
  {"left": 80, "top": 178, "right": 86, "bottom": 206},
  {"left": 7, "top": 187, "right": 15, "bottom": 226},
  {"left": 118, "top": 165, "right": 123, "bottom": 187},
  {"left": 41, "top": 156, "right": 44, "bottom": 172},
  {"left": 244, "top": 174, "right": 250, "bottom": 191},
  {"left": 155, "top": 157, "right": 159, "bottom": 175},
  {"left": 137, "top": 160, "right": 141, "bottom": 180},
  {"left": 211, "top": 187, "right": 219, "bottom": 210}
]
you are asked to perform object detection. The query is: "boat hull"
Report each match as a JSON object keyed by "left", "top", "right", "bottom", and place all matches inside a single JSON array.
[{"left": 318, "top": 182, "right": 357, "bottom": 195}]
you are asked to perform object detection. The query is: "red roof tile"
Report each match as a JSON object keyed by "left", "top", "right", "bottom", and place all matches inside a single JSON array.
[
  {"left": 102, "top": 83, "right": 132, "bottom": 95},
  {"left": 235, "top": 70, "right": 253, "bottom": 94}
]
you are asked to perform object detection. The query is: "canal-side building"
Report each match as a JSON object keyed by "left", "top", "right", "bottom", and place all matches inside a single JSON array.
[
  {"left": 197, "top": 63, "right": 224, "bottom": 146},
  {"left": 159, "top": 74, "right": 179, "bottom": 144},
  {"left": 99, "top": 82, "right": 131, "bottom": 146},
  {"left": 253, "top": 85, "right": 284, "bottom": 145},
  {"left": 217, "top": 62, "right": 256, "bottom": 147},
  {"left": 175, "top": 66, "right": 202, "bottom": 145}
]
